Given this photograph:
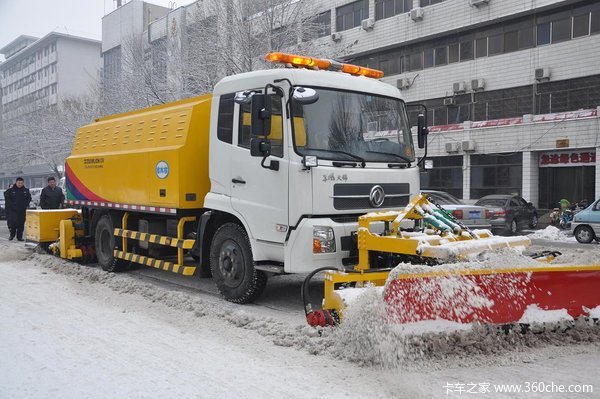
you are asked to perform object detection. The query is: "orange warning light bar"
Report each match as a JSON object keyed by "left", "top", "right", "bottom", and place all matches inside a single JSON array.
[{"left": 265, "top": 52, "right": 384, "bottom": 79}]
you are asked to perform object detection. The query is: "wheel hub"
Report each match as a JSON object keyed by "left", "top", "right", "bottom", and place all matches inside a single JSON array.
[{"left": 219, "top": 240, "right": 244, "bottom": 288}]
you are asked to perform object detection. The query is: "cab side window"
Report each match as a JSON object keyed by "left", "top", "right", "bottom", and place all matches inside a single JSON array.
[
  {"left": 217, "top": 93, "right": 235, "bottom": 144},
  {"left": 238, "top": 94, "right": 284, "bottom": 157}
]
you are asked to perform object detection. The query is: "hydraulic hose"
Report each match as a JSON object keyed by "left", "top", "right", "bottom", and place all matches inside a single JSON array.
[{"left": 301, "top": 266, "right": 342, "bottom": 327}]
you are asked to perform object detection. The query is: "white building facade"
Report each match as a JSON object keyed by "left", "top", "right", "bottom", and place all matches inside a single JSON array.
[
  {"left": 0, "top": 33, "right": 102, "bottom": 188},
  {"left": 0, "top": 33, "right": 102, "bottom": 122},
  {"left": 330, "top": 0, "right": 600, "bottom": 208}
]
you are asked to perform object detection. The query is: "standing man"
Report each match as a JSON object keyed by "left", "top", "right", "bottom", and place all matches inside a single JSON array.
[
  {"left": 40, "top": 176, "right": 65, "bottom": 210},
  {"left": 3, "top": 177, "right": 32, "bottom": 241}
]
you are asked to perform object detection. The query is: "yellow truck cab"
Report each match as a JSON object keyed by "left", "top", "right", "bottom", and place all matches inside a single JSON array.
[{"left": 60, "top": 53, "right": 423, "bottom": 303}]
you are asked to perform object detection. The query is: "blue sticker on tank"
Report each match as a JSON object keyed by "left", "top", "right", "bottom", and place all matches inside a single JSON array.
[{"left": 156, "top": 161, "right": 169, "bottom": 179}]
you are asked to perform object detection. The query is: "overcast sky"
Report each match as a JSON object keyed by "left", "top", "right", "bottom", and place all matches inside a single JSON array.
[{"left": 0, "top": 0, "right": 189, "bottom": 61}]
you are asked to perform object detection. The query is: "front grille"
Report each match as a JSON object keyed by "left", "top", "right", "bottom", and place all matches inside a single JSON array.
[{"left": 332, "top": 183, "right": 410, "bottom": 210}]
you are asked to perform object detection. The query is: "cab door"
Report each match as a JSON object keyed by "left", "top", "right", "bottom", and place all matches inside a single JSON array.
[{"left": 230, "top": 93, "right": 289, "bottom": 244}]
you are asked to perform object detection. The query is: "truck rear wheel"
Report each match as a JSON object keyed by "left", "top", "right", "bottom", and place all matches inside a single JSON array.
[
  {"left": 209, "top": 223, "right": 267, "bottom": 304},
  {"left": 95, "top": 215, "right": 127, "bottom": 272}
]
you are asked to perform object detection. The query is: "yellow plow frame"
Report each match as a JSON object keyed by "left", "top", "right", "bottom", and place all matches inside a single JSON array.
[{"left": 308, "top": 194, "right": 535, "bottom": 327}]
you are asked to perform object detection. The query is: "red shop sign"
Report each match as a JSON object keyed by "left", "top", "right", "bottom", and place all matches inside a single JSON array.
[{"left": 539, "top": 150, "right": 596, "bottom": 167}]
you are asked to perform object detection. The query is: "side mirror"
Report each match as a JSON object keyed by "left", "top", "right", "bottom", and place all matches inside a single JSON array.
[
  {"left": 292, "top": 87, "right": 319, "bottom": 105},
  {"left": 251, "top": 94, "right": 271, "bottom": 137},
  {"left": 250, "top": 138, "right": 271, "bottom": 157},
  {"left": 417, "top": 113, "right": 428, "bottom": 149}
]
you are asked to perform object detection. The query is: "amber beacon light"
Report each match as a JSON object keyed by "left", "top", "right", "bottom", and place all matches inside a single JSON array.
[{"left": 265, "top": 52, "right": 384, "bottom": 79}]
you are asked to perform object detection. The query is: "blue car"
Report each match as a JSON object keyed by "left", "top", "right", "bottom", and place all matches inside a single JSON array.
[{"left": 571, "top": 199, "right": 600, "bottom": 243}]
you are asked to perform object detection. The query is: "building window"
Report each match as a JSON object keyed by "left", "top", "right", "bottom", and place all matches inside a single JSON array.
[
  {"left": 312, "top": 10, "right": 331, "bottom": 38},
  {"left": 573, "top": 13, "right": 590, "bottom": 38},
  {"left": 592, "top": 9, "right": 600, "bottom": 34},
  {"left": 475, "top": 37, "right": 487, "bottom": 58},
  {"left": 423, "top": 48, "right": 434, "bottom": 68},
  {"left": 375, "top": 0, "right": 412, "bottom": 20},
  {"left": 552, "top": 17, "right": 572, "bottom": 43},
  {"left": 336, "top": 0, "right": 369, "bottom": 32},
  {"left": 460, "top": 40, "right": 474, "bottom": 61},
  {"left": 488, "top": 33, "right": 503, "bottom": 55},
  {"left": 420, "top": 156, "right": 463, "bottom": 199},
  {"left": 409, "top": 52, "right": 422, "bottom": 71},
  {"left": 448, "top": 43, "right": 459, "bottom": 63},
  {"left": 470, "top": 154, "right": 523, "bottom": 199},
  {"left": 537, "top": 22, "right": 551, "bottom": 45},
  {"left": 518, "top": 26, "right": 534, "bottom": 49},
  {"left": 504, "top": 30, "right": 519, "bottom": 52},
  {"left": 434, "top": 46, "right": 447, "bottom": 66}
]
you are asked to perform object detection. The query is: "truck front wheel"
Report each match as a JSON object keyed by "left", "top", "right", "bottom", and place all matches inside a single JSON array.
[
  {"left": 209, "top": 223, "right": 267, "bottom": 304},
  {"left": 95, "top": 215, "right": 127, "bottom": 272}
]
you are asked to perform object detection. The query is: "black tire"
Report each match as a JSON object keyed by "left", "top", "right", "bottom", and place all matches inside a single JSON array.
[
  {"left": 574, "top": 225, "right": 595, "bottom": 244},
  {"left": 529, "top": 214, "right": 538, "bottom": 229},
  {"left": 209, "top": 223, "right": 267, "bottom": 303},
  {"left": 95, "top": 215, "right": 127, "bottom": 272},
  {"left": 506, "top": 218, "right": 518, "bottom": 235}
]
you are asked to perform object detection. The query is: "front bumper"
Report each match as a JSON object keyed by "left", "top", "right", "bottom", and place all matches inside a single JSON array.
[{"left": 285, "top": 216, "right": 384, "bottom": 274}]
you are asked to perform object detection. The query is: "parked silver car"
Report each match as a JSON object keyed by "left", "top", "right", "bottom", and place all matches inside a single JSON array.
[{"left": 422, "top": 190, "right": 492, "bottom": 230}]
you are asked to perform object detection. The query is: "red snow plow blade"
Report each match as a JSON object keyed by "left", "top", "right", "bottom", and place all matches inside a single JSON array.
[{"left": 385, "top": 265, "right": 600, "bottom": 324}]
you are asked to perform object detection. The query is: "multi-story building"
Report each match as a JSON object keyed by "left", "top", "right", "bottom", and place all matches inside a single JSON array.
[
  {"left": 329, "top": 0, "right": 600, "bottom": 208},
  {"left": 0, "top": 32, "right": 102, "bottom": 183},
  {"left": 102, "top": 0, "right": 600, "bottom": 208},
  {"left": 0, "top": 33, "right": 102, "bottom": 122}
]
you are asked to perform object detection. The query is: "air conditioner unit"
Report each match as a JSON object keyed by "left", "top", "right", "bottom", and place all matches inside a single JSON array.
[
  {"left": 445, "top": 142, "right": 460, "bottom": 153},
  {"left": 471, "top": 78, "right": 485, "bottom": 91},
  {"left": 397, "top": 78, "right": 411, "bottom": 90},
  {"left": 361, "top": 18, "right": 375, "bottom": 31},
  {"left": 453, "top": 81, "right": 466, "bottom": 93},
  {"left": 462, "top": 140, "right": 476, "bottom": 152},
  {"left": 470, "top": 0, "right": 490, "bottom": 7},
  {"left": 331, "top": 32, "right": 342, "bottom": 42},
  {"left": 535, "top": 67, "right": 551, "bottom": 81},
  {"left": 410, "top": 7, "right": 424, "bottom": 22},
  {"left": 443, "top": 97, "right": 456, "bottom": 106}
]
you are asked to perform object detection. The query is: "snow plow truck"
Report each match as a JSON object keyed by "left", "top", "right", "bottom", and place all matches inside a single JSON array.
[{"left": 25, "top": 53, "right": 600, "bottom": 328}]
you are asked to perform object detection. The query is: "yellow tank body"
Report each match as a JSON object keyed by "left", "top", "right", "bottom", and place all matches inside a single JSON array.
[{"left": 65, "top": 94, "right": 212, "bottom": 210}]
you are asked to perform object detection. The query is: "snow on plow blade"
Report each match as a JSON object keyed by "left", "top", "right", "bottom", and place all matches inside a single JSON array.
[{"left": 385, "top": 265, "right": 600, "bottom": 324}]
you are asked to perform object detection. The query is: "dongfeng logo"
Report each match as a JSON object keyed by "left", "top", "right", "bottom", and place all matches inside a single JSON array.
[
  {"left": 156, "top": 161, "right": 169, "bottom": 179},
  {"left": 369, "top": 185, "right": 385, "bottom": 208}
]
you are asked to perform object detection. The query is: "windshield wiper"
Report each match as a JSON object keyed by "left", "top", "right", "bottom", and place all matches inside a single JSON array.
[
  {"left": 302, "top": 148, "right": 366, "bottom": 167},
  {"left": 364, "top": 150, "right": 412, "bottom": 165}
]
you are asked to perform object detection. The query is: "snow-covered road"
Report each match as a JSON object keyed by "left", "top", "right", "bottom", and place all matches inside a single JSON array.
[{"left": 1, "top": 239, "right": 599, "bottom": 398}]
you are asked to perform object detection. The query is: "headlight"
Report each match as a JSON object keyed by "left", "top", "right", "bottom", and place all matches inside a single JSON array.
[{"left": 313, "top": 226, "right": 336, "bottom": 253}]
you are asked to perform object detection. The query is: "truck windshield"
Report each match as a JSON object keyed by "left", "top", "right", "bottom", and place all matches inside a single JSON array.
[{"left": 291, "top": 88, "right": 415, "bottom": 163}]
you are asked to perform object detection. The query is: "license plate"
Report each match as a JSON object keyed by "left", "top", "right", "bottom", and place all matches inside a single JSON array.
[{"left": 469, "top": 211, "right": 481, "bottom": 219}]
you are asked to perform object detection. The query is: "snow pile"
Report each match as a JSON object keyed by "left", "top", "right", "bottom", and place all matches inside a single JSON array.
[
  {"left": 528, "top": 225, "right": 576, "bottom": 241},
  {"left": 518, "top": 305, "right": 573, "bottom": 324}
]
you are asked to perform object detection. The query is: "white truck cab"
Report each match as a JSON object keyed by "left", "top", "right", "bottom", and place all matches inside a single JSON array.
[{"left": 204, "top": 60, "right": 422, "bottom": 286}]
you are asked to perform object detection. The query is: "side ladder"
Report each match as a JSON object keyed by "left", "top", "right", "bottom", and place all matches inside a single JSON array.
[{"left": 113, "top": 213, "right": 197, "bottom": 276}]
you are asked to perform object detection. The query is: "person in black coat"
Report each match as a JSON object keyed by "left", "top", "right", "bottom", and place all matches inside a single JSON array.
[
  {"left": 3, "top": 177, "right": 32, "bottom": 241},
  {"left": 40, "top": 176, "right": 65, "bottom": 210}
]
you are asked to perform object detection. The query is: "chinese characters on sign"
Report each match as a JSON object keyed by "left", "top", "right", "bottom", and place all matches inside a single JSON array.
[
  {"left": 539, "top": 151, "right": 596, "bottom": 168},
  {"left": 322, "top": 173, "right": 348, "bottom": 182}
]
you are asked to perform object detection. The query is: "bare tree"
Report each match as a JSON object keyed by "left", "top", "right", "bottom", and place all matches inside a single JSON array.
[{"left": 0, "top": 94, "right": 100, "bottom": 177}]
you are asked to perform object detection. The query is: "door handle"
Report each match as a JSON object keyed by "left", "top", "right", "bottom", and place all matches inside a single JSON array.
[{"left": 232, "top": 178, "right": 246, "bottom": 185}]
